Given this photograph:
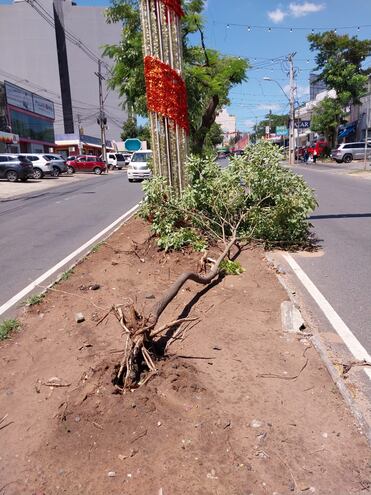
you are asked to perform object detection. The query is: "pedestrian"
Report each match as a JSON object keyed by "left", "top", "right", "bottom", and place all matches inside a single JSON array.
[
  {"left": 303, "top": 149, "right": 309, "bottom": 163},
  {"left": 313, "top": 149, "right": 318, "bottom": 164}
]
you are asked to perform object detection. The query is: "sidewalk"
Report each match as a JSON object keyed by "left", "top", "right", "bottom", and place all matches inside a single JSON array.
[
  {"left": 0, "top": 171, "right": 121, "bottom": 201},
  {"left": 0, "top": 217, "right": 369, "bottom": 494}
]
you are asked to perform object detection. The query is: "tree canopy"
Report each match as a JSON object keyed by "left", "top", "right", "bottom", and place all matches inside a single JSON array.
[
  {"left": 310, "top": 97, "right": 346, "bottom": 147},
  {"left": 104, "top": 0, "right": 249, "bottom": 154},
  {"left": 254, "top": 113, "right": 289, "bottom": 138},
  {"left": 308, "top": 31, "right": 371, "bottom": 105}
]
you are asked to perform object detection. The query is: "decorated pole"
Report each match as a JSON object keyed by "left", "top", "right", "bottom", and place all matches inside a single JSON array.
[{"left": 139, "top": 0, "right": 189, "bottom": 193}]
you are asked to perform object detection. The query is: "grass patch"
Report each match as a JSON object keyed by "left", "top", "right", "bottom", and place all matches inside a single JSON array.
[
  {"left": 26, "top": 293, "right": 45, "bottom": 306},
  {"left": 59, "top": 268, "right": 74, "bottom": 282},
  {"left": 0, "top": 319, "right": 20, "bottom": 340},
  {"left": 91, "top": 241, "right": 104, "bottom": 254}
]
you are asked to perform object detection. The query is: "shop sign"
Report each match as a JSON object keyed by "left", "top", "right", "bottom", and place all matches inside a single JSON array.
[
  {"left": 276, "top": 126, "right": 288, "bottom": 136},
  {"left": 5, "top": 81, "right": 33, "bottom": 112},
  {"left": 5, "top": 81, "right": 54, "bottom": 119},
  {"left": 294, "top": 120, "right": 311, "bottom": 129},
  {"left": 33, "top": 94, "right": 55, "bottom": 119},
  {"left": 0, "top": 131, "right": 19, "bottom": 144},
  {"left": 125, "top": 138, "right": 142, "bottom": 152}
]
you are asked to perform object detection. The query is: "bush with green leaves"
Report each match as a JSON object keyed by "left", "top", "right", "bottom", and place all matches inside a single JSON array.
[{"left": 140, "top": 141, "right": 317, "bottom": 251}]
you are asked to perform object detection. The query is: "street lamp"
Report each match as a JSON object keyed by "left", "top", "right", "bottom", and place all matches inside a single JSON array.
[{"left": 263, "top": 54, "right": 296, "bottom": 165}]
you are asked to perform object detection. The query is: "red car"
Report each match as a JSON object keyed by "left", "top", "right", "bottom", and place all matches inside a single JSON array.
[{"left": 66, "top": 155, "right": 107, "bottom": 175}]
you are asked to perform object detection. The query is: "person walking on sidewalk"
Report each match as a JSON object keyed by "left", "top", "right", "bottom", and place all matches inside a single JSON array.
[
  {"left": 313, "top": 149, "right": 318, "bottom": 164},
  {"left": 303, "top": 149, "right": 309, "bottom": 163}
]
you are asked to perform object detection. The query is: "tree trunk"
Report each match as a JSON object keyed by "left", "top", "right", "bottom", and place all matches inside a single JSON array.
[{"left": 193, "top": 94, "right": 220, "bottom": 154}]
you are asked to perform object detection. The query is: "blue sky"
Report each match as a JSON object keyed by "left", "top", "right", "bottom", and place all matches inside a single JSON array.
[{"left": 1, "top": 0, "right": 370, "bottom": 131}]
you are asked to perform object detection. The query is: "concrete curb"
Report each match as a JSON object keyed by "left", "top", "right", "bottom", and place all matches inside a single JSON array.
[{"left": 268, "top": 253, "right": 371, "bottom": 446}]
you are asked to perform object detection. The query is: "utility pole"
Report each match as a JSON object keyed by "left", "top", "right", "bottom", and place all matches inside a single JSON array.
[
  {"left": 95, "top": 60, "right": 107, "bottom": 164},
  {"left": 268, "top": 109, "right": 272, "bottom": 140},
  {"left": 288, "top": 52, "right": 296, "bottom": 166},
  {"left": 77, "top": 113, "right": 83, "bottom": 155}
]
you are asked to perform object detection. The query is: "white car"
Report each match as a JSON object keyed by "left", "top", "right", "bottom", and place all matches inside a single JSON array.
[
  {"left": 19, "top": 153, "right": 62, "bottom": 179},
  {"left": 127, "top": 151, "right": 153, "bottom": 182}
]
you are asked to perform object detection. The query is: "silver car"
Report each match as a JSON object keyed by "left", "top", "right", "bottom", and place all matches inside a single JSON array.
[
  {"left": 19, "top": 154, "right": 56, "bottom": 179},
  {"left": 331, "top": 142, "right": 371, "bottom": 163},
  {"left": 127, "top": 151, "right": 152, "bottom": 182}
]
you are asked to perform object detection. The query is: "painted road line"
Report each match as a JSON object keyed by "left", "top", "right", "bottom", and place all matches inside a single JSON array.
[
  {"left": 0, "top": 204, "right": 139, "bottom": 317},
  {"left": 283, "top": 253, "right": 371, "bottom": 380}
]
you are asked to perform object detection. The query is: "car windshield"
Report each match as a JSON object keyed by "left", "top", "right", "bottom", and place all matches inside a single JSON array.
[{"left": 131, "top": 153, "right": 151, "bottom": 163}]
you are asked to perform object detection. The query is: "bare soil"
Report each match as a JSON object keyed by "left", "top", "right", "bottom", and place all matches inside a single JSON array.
[{"left": 0, "top": 217, "right": 370, "bottom": 495}]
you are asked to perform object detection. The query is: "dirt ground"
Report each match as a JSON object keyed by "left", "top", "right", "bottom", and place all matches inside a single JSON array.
[{"left": 0, "top": 217, "right": 370, "bottom": 495}]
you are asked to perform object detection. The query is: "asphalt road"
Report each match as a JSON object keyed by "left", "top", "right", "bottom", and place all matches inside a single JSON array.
[
  {"left": 292, "top": 163, "right": 371, "bottom": 353},
  {"left": 0, "top": 172, "right": 143, "bottom": 310}
]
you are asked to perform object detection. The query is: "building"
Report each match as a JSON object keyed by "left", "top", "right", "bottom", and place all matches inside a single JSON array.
[
  {"left": 215, "top": 108, "right": 237, "bottom": 145},
  {"left": 0, "top": 0, "right": 127, "bottom": 143},
  {"left": 0, "top": 80, "right": 55, "bottom": 153},
  {"left": 349, "top": 75, "right": 371, "bottom": 142},
  {"left": 309, "top": 73, "right": 327, "bottom": 101}
]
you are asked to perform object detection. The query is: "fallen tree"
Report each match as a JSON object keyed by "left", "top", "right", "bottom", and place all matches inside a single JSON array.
[{"left": 107, "top": 142, "right": 317, "bottom": 389}]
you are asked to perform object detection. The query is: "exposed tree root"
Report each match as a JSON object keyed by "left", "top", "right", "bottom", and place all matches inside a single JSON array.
[{"left": 108, "top": 235, "right": 237, "bottom": 389}]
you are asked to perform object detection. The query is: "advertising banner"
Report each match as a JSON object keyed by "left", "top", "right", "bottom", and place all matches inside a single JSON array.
[
  {"left": 294, "top": 120, "right": 311, "bottom": 129},
  {"left": 5, "top": 81, "right": 33, "bottom": 112},
  {"left": 276, "top": 126, "right": 289, "bottom": 136},
  {"left": 33, "top": 94, "right": 55, "bottom": 119}
]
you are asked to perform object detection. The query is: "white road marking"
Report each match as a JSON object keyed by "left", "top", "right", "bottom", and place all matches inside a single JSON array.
[
  {"left": 0, "top": 204, "right": 139, "bottom": 317},
  {"left": 283, "top": 253, "right": 371, "bottom": 380}
]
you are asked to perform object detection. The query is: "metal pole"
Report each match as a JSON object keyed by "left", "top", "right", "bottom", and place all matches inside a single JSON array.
[
  {"left": 95, "top": 60, "right": 107, "bottom": 165},
  {"left": 288, "top": 53, "right": 296, "bottom": 166}
]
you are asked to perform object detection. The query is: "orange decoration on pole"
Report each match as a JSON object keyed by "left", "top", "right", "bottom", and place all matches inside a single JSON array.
[{"left": 144, "top": 56, "right": 189, "bottom": 134}]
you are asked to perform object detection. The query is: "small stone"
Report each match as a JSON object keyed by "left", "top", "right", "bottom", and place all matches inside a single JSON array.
[
  {"left": 74, "top": 415, "right": 81, "bottom": 423},
  {"left": 111, "top": 260, "right": 119, "bottom": 266},
  {"left": 118, "top": 454, "right": 127, "bottom": 461},
  {"left": 250, "top": 419, "right": 263, "bottom": 428},
  {"left": 145, "top": 293, "right": 155, "bottom": 300},
  {"left": 75, "top": 313, "right": 85, "bottom": 323},
  {"left": 130, "top": 448, "right": 138, "bottom": 458},
  {"left": 157, "top": 421, "right": 162, "bottom": 427},
  {"left": 107, "top": 471, "right": 116, "bottom": 477},
  {"left": 322, "top": 432, "right": 328, "bottom": 438}
]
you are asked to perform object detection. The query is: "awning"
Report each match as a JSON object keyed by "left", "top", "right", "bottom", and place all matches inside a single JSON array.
[
  {"left": 0, "top": 131, "right": 19, "bottom": 144},
  {"left": 338, "top": 121, "right": 357, "bottom": 138}
]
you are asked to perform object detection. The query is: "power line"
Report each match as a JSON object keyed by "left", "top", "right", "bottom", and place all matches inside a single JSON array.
[{"left": 219, "top": 21, "right": 371, "bottom": 32}]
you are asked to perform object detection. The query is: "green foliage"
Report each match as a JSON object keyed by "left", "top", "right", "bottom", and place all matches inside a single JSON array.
[
  {"left": 26, "top": 293, "right": 44, "bottom": 306},
  {"left": 0, "top": 319, "right": 20, "bottom": 340},
  {"left": 121, "top": 118, "right": 151, "bottom": 146},
  {"left": 204, "top": 122, "right": 224, "bottom": 152},
  {"left": 103, "top": 0, "right": 249, "bottom": 153},
  {"left": 140, "top": 141, "right": 317, "bottom": 251},
  {"left": 311, "top": 98, "right": 346, "bottom": 146},
  {"left": 59, "top": 268, "right": 74, "bottom": 282},
  {"left": 220, "top": 259, "right": 245, "bottom": 275},
  {"left": 255, "top": 113, "right": 289, "bottom": 138},
  {"left": 308, "top": 31, "right": 370, "bottom": 105},
  {"left": 91, "top": 242, "right": 104, "bottom": 254}
]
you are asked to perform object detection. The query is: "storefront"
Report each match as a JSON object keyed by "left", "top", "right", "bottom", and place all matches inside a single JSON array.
[
  {"left": 55, "top": 133, "right": 115, "bottom": 158},
  {"left": 3, "top": 81, "right": 56, "bottom": 153}
]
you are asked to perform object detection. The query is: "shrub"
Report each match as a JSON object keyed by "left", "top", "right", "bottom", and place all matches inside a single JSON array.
[{"left": 140, "top": 141, "right": 317, "bottom": 251}]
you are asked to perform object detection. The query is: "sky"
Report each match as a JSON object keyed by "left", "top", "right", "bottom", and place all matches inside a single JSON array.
[{"left": 1, "top": 0, "right": 371, "bottom": 132}]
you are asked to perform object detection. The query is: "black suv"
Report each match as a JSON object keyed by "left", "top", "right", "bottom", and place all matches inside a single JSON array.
[{"left": 0, "top": 154, "right": 34, "bottom": 182}]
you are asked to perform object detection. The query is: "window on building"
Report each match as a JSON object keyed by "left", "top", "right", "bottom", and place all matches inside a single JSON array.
[{"left": 10, "top": 110, "right": 54, "bottom": 143}]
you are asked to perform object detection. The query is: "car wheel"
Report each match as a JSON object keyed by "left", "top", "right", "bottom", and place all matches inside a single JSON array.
[
  {"left": 94, "top": 167, "right": 102, "bottom": 175},
  {"left": 343, "top": 154, "right": 352, "bottom": 163},
  {"left": 67, "top": 166, "right": 75, "bottom": 174},
  {"left": 52, "top": 166, "right": 60, "bottom": 177},
  {"left": 6, "top": 170, "right": 18, "bottom": 182},
  {"left": 33, "top": 168, "right": 43, "bottom": 179}
]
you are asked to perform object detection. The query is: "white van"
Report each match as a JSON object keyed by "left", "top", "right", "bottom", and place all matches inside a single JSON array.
[
  {"left": 105, "top": 153, "right": 127, "bottom": 170},
  {"left": 127, "top": 150, "right": 152, "bottom": 182}
]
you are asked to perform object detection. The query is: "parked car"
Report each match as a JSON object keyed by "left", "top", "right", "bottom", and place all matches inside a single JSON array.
[
  {"left": 104, "top": 152, "right": 127, "bottom": 170},
  {"left": 0, "top": 154, "right": 34, "bottom": 182},
  {"left": 127, "top": 150, "right": 152, "bottom": 182},
  {"left": 331, "top": 142, "right": 371, "bottom": 163},
  {"left": 19, "top": 153, "right": 57, "bottom": 179},
  {"left": 66, "top": 155, "right": 107, "bottom": 174},
  {"left": 42, "top": 154, "right": 68, "bottom": 176}
]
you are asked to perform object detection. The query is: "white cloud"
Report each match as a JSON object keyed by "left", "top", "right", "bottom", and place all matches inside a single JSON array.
[
  {"left": 267, "top": 8, "right": 287, "bottom": 23},
  {"left": 283, "top": 84, "right": 310, "bottom": 98},
  {"left": 243, "top": 119, "right": 256, "bottom": 129},
  {"left": 289, "top": 2, "right": 325, "bottom": 17},
  {"left": 257, "top": 103, "right": 282, "bottom": 111}
]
